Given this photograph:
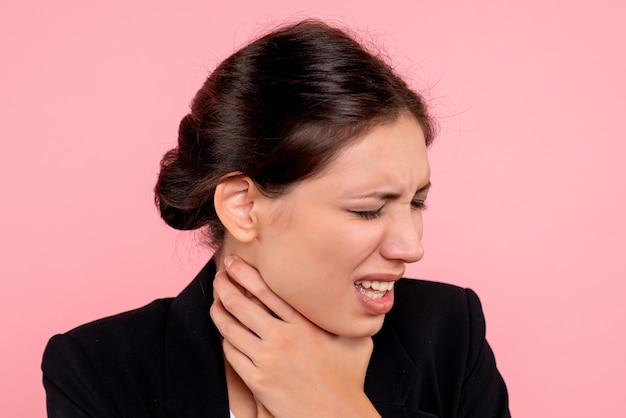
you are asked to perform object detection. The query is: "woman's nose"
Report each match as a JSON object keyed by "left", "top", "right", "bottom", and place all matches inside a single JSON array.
[{"left": 379, "top": 211, "right": 424, "bottom": 263}]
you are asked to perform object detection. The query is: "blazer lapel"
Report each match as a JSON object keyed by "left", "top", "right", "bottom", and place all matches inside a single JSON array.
[
  {"left": 366, "top": 318, "right": 434, "bottom": 417},
  {"left": 163, "top": 260, "right": 230, "bottom": 418}
]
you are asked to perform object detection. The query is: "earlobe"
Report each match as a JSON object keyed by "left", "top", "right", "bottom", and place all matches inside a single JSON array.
[{"left": 214, "top": 175, "right": 261, "bottom": 243}]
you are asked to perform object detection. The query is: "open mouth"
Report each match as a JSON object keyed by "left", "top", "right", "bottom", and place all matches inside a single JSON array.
[{"left": 354, "top": 279, "right": 395, "bottom": 300}]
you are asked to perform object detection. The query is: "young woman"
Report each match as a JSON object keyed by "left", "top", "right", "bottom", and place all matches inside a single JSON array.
[{"left": 42, "top": 20, "right": 510, "bottom": 418}]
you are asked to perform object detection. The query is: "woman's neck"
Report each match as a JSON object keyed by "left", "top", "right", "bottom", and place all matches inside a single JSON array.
[{"left": 224, "top": 358, "right": 274, "bottom": 418}]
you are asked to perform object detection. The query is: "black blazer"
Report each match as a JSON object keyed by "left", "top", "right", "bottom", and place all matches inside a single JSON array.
[{"left": 42, "top": 260, "right": 510, "bottom": 417}]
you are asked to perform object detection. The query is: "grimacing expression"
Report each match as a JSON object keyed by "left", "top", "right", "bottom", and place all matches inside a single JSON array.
[{"left": 238, "top": 114, "right": 430, "bottom": 338}]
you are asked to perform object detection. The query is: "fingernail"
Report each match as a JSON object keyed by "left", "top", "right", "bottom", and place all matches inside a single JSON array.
[{"left": 224, "top": 256, "right": 235, "bottom": 268}]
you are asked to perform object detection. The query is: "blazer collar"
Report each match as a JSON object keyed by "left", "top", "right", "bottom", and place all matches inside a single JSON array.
[
  {"left": 163, "top": 259, "right": 230, "bottom": 417},
  {"left": 366, "top": 315, "right": 424, "bottom": 416}
]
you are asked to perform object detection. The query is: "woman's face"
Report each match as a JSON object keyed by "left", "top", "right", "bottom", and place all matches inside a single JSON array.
[{"left": 248, "top": 115, "right": 431, "bottom": 338}]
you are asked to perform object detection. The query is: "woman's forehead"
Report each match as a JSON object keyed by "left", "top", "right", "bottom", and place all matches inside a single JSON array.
[
  {"left": 295, "top": 116, "right": 430, "bottom": 194},
  {"left": 326, "top": 116, "right": 427, "bottom": 171}
]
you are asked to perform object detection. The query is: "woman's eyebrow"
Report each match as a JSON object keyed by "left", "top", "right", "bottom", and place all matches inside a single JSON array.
[
  {"left": 350, "top": 181, "right": 432, "bottom": 199},
  {"left": 415, "top": 181, "right": 432, "bottom": 195}
]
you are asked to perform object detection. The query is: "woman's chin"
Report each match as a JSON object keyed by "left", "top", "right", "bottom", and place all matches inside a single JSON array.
[{"left": 322, "top": 315, "right": 386, "bottom": 338}]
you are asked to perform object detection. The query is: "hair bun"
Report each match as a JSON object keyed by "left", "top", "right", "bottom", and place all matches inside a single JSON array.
[
  {"left": 154, "top": 149, "right": 196, "bottom": 230},
  {"left": 154, "top": 114, "right": 213, "bottom": 231}
]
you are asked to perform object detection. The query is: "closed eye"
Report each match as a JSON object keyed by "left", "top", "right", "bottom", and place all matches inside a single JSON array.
[
  {"left": 349, "top": 206, "right": 384, "bottom": 220},
  {"left": 411, "top": 199, "right": 428, "bottom": 211}
]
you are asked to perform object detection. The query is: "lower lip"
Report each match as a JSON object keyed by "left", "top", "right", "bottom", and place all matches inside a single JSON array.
[{"left": 354, "top": 285, "right": 395, "bottom": 315}]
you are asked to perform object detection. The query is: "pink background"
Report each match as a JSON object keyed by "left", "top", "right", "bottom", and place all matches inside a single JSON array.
[{"left": 2, "top": 1, "right": 625, "bottom": 416}]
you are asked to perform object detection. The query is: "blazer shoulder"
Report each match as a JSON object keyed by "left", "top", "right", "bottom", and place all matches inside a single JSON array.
[
  {"left": 43, "top": 297, "right": 175, "bottom": 383},
  {"left": 391, "top": 278, "right": 477, "bottom": 322},
  {"left": 42, "top": 298, "right": 177, "bottom": 417},
  {"left": 66, "top": 297, "right": 173, "bottom": 345}
]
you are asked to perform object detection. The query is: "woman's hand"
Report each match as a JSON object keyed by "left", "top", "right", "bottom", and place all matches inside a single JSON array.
[{"left": 210, "top": 256, "right": 381, "bottom": 418}]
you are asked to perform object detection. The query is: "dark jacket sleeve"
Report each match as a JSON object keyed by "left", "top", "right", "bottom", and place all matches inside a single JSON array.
[
  {"left": 458, "top": 289, "right": 510, "bottom": 418},
  {"left": 42, "top": 334, "right": 122, "bottom": 418}
]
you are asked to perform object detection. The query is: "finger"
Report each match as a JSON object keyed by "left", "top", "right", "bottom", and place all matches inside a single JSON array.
[
  {"left": 243, "top": 290, "right": 272, "bottom": 314},
  {"left": 213, "top": 269, "right": 275, "bottom": 327},
  {"left": 224, "top": 256, "right": 302, "bottom": 324},
  {"left": 209, "top": 296, "right": 264, "bottom": 356},
  {"left": 221, "top": 330, "right": 258, "bottom": 380},
  {"left": 213, "top": 269, "right": 284, "bottom": 339},
  {"left": 216, "top": 267, "right": 273, "bottom": 315}
]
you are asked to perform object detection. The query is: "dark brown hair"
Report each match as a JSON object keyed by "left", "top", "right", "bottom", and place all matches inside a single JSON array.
[{"left": 154, "top": 20, "right": 436, "bottom": 249}]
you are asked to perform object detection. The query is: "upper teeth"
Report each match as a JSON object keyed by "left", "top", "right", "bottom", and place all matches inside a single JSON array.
[{"left": 355, "top": 280, "right": 395, "bottom": 292}]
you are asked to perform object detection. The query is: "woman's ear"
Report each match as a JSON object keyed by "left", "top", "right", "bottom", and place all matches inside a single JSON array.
[{"left": 214, "top": 175, "right": 264, "bottom": 243}]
